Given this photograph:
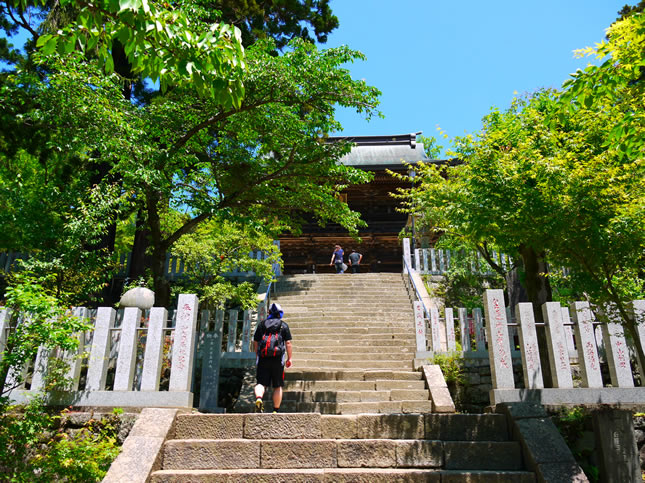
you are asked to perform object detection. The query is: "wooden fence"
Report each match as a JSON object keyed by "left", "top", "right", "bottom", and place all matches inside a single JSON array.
[{"left": 0, "top": 293, "right": 270, "bottom": 412}]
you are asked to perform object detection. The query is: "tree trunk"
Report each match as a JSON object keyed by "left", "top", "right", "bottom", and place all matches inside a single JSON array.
[
  {"left": 127, "top": 208, "right": 150, "bottom": 282},
  {"left": 518, "top": 244, "right": 553, "bottom": 387},
  {"left": 145, "top": 190, "right": 171, "bottom": 307},
  {"left": 504, "top": 265, "right": 528, "bottom": 319}
]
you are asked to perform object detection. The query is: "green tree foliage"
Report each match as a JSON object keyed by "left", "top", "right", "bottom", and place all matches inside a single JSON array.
[
  {"left": 405, "top": 13, "right": 644, "bottom": 368},
  {"left": 171, "top": 217, "right": 281, "bottom": 309}
]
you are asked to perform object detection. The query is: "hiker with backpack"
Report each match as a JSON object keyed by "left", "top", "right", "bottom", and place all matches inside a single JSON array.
[{"left": 253, "top": 302, "right": 292, "bottom": 413}]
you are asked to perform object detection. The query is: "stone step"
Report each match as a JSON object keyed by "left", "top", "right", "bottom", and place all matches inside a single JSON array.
[
  {"left": 161, "top": 437, "right": 522, "bottom": 470},
  {"left": 286, "top": 317, "right": 413, "bottom": 324},
  {"left": 275, "top": 293, "right": 410, "bottom": 301},
  {"left": 171, "top": 414, "right": 510, "bottom": 441},
  {"left": 151, "top": 468, "right": 535, "bottom": 482},
  {"left": 288, "top": 322, "right": 413, "bottom": 329},
  {"left": 292, "top": 352, "right": 413, "bottom": 362},
  {"left": 293, "top": 348, "right": 415, "bottom": 357},
  {"left": 282, "top": 389, "right": 430, "bottom": 403},
  {"left": 295, "top": 359, "right": 413, "bottom": 370},
  {"left": 285, "top": 370, "right": 423, "bottom": 381},
  {"left": 293, "top": 340, "right": 416, "bottom": 348},
  {"left": 284, "top": 379, "right": 427, "bottom": 391},
  {"left": 289, "top": 327, "right": 414, "bottom": 335}
]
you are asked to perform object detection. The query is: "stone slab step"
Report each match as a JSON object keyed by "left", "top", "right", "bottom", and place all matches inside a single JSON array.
[
  {"left": 295, "top": 360, "right": 413, "bottom": 370},
  {"left": 290, "top": 327, "right": 414, "bottom": 335},
  {"left": 293, "top": 338, "right": 416, "bottom": 347},
  {"left": 287, "top": 318, "right": 414, "bottom": 325},
  {"left": 281, "top": 400, "right": 434, "bottom": 414},
  {"left": 292, "top": 352, "right": 413, "bottom": 362},
  {"left": 282, "top": 389, "right": 430, "bottom": 403},
  {"left": 162, "top": 438, "right": 522, "bottom": 470},
  {"left": 284, "top": 379, "right": 427, "bottom": 391},
  {"left": 172, "top": 414, "right": 510, "bottom": 442},
  {"left": 293, "top": 345, "right": 416, "bottom": 354},
  {"left": 151, "top": 468, "right": 535, "bottom": 483},
  {"left": 285, "top": 370, "right": 423, "bottom": 381}
]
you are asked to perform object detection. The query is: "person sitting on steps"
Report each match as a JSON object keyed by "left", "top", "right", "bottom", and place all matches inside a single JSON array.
[{"left": 253, "top": 302, "right": 292, "bottom": 413}]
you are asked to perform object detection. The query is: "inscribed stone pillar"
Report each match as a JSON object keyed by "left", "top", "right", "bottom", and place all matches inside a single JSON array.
[
  {"left": 169, "top": 294, "right": 199, "bottom": 392},
  {"left": 429, "top": 307, "right": 442, "bottom": 352},
  {"left": 226, "top": 309, "right": 239, "bottom": 352},
  {"left": 86, "top": 307, "right": 116, "bottom": 391},
  {"left": 402, "top": 238, "right": 412, "bottom": 272},
  {"left": 445, "top": 308, "right": 456, "bottom": 352},
  {"left": 516, "top": 302, "right": 544, "bottom": 389},
  {"left": 199, "top": 309, "right": 224, "bottom": 412},
  {"left": 458, "top": 308, "right": 469, "bottom": 351},
  {"left": 114, "top": 307, "right": 141, "bottom": 391},
  {"left": 593, "top": 409, "right": 640, "bottom": 483},
  {"left": 598, "top": 305, "right": 634, "bottom": 388},
  {"left": 570, "top": 301, "right": 603, "bottom": 388},
  {"left": 473, "top": 308, "right": 486, "bottom": 352},
  {"left": 140, "top": 307, "right": 166, "bottom": 391},
  {"left": 483, "top": 290, "right": 514, "bottom": 389},
  {"left": 414, "top": 248, "right": 421, "bottom": 272},
  {"left": 413, "top": 302, "right": 427, "bottom": 352},
  {"left": 542, "top": 302, "right": 573, "bottom": 389}
]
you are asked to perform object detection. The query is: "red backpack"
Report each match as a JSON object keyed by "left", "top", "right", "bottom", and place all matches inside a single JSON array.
[{"left": 258, "top": 318, "right": 285, "bottom": 358}]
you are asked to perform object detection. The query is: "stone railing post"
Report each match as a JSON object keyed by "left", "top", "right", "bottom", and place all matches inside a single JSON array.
[
  {"left": 140, "top": 307, "right": 167, "bottom": 391},
  {"left": 114, "top": 307, "right": 142, "bottom": 391},
  {"left": 570, "top": 301, "right": 603, "bottom": 388},
  {"left": 542, "top": 302, "right": 573, "bottom": 388},
  {"left": 516, "top": 302, "right": 543, "bottom": 389},
  {"left": 86, "top": 307, "right": 116, "bottom": 391},
  {"left": 169, "top": 294, "right": 199, "bottom": 392},
  {"left": 483, "top": 290, "right": 514, "bottom": 389}
]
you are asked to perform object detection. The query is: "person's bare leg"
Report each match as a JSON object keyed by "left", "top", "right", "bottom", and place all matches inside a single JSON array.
[
  {"left": 254, "top": 384, "right": 265, "bottom": 412},
  {"left": 272, "top": 386, "right": 283, "bottom": 411}
]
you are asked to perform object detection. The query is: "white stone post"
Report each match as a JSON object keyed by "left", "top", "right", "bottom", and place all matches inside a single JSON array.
[
  {"left": 30, "top": 345, "right": 52, "bottom": 391},
  {"left": 483, "top": 290, "right": 514, "bottom": 389},
  {"left": 458, "top": 308, "right": 469, "bottom": 351},
  {"left": 114, "top": 307, "right": 141, "bottom": 391},
  {"left": 430, "top": 248, "right": 437, "bottom": 274},
  {"left": 473, "top": 308, "right": 486, "bottom": 352},
  {"left": 560, "top": 306, "right": 578, "bottom": 358},
  {"left": 429, "top": 307, "right": 442, "bottom": 352},
  {"left": 169, "top": 294, "right": 199, "bottom": 392},
  {"left": 414, "top": 248, "right": 421, "bottom": 272},
  {"left": 402, "top": 238, "right": 412, "bottom": 272},
  {"left": 62, "top": 307, "right": 88, "bottom": 390},
  {"left": 422, "top": 249, "right": 429, "bottom": 274},
  {"left": 86, "top": 307, "right": 116, "bottom": 391},
  {"left": 226, "top": 309, "right": 239, "bottom": 352},
  {"left": 445, "top": 308, "right": 456, "bottom": 352},
  {"left": 241, "top": 309, "right": 253, "bottom": 353},
  {"left": 571, "top": 301, "right": 603, "bottom": 388},
  {"left": 140, "top": 307, "right": 167, "bottom": 391},
  {"left": 0, "top": 308, "right": 11, "bottom": 360},
  {"left": 438, "top": 250, "right": 445, "bottom": 273},
  {"left": 516, "top": 302, "right": 544, "bottom": 389},
  {"left": 599, "top": 305, "right": 634, "bottom": 388},
  {"left": 413, "top": 302, "right": 427, "bottom": 352},
  {"left": 542, "top": 302, "right": 573, "bottom": 388}
]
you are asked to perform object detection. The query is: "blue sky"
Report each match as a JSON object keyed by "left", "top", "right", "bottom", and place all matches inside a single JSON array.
[{"left": 326, "top": 1, "right": 629, "bottom": 155}]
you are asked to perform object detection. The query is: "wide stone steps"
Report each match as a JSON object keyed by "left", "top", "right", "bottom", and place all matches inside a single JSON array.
[
  {"left": 293, "top": 345, "right": 415, "bottom": 354},
  {"left": 284, "top": 379, "right": 427, "bottom": 391},
  {"left": 285, "top": 369, "right": 423, "bottom": 381},
  {"left": 293, "top": 351, "right": 413, "bottom": 362},
  {"left": 150, "top": 414, "right": 535, "bottom": 482},
  {"left": 282, "top": 388, "right": 430, "bottom": 403},
  {"left": 290, "top": 326, "right": 414, "bottom": 335}
]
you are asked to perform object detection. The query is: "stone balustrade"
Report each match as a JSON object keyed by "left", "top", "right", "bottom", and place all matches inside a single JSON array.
[{"left": 0, "top": 294, "right": 266, "bottom": 412}]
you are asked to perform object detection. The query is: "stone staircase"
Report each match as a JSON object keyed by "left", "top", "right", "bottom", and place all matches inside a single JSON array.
[
  {"left": 150, "top": 412, "right": 535, "bottom": 482},
  {"left": 272, "top": 273, "right": 432, "bottom": 414}
]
